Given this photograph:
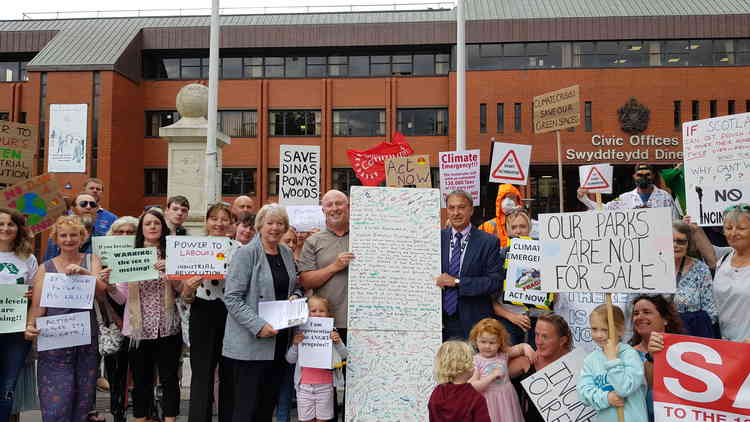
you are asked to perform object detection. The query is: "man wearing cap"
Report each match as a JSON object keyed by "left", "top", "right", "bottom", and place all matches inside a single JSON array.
[{"left": 577, "top": 163, "right": 681, "bottom": 219}]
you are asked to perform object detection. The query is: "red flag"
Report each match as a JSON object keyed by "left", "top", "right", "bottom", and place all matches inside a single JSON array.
[{"left": 347, "top": 133, "right": 414, "bottom": 186}]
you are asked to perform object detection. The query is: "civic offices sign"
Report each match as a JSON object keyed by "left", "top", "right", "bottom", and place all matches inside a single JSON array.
[{"left": 564, "top": 134, "right": 683, "bottom": 162}]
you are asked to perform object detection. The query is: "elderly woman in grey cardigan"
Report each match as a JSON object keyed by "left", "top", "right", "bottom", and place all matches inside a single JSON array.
[{"left": 222, "top": 204, "right": 303, "bottom": 422}]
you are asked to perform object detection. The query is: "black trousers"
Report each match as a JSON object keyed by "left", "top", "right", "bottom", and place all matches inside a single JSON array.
[
  {"left": 225, "top": 354, "right": 287, "bottom": 422},
  {"left": 103, "top": 338, "right": 130, "bottom": 419},
  {"left": 188, "top": 298, "right": 231, "bottom": 422},
  {"left": 129, "top": 334, "right": 182, "bottom": 419}
]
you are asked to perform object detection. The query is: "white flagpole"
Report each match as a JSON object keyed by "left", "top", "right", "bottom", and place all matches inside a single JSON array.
[
  {"left": 206, "top": 0, "right": 220, "bottom": 204},
  {"left": 455, "top": 0, "right": 466, "bottom": 151}
]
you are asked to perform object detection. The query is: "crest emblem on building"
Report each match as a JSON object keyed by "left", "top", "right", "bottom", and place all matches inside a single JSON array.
[{"left": 618, "top": 98, "right": 650, "bottom": 134}]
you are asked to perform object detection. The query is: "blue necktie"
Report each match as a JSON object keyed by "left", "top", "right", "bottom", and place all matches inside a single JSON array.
[{"left": 444, "top": 232, "right": 462, "bottom": 316}]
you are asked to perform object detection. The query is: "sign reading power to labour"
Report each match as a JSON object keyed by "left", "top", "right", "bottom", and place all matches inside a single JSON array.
[{"left": 165, "top": 236, "right": 233, "bottom": 280}]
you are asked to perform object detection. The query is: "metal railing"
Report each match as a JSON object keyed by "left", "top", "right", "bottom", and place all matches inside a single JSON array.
[{"left": 21, "top": 2, "right": 455, "bottom": 20}]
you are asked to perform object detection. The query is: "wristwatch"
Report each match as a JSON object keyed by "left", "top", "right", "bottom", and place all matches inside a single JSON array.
[{"left": 454, "top": 278, "right": 460, "bottom": 285}]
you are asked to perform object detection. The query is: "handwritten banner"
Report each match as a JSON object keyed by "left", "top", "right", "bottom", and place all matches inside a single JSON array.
[
  {"left": 48, "top": 104, "right": 87, "bottom": 173},
  {"left": 554, "top": 292, "right": 634, "bottom": 353},
  {"left": 682, "top": 113, "right": 750, "bottom": 226},
  {"left": 539, "top": 207, "right": 676, "bottom": 293},
  {"left": 533, "top": 85, "right": 580, "bottom": 134},
  {"left": 286, "top": 205, "right": 325, "bottom": 233},
  {"left": 521, "top": 349, "right": 596, "bottom": 422},
  {"left": 299, "top": 317, "right": 334, "bottom": 370},
  {"left": 110, "top": 247, "right": 158, "bottom": 283},
  {"left": 0, "top": 285, "right": 29, "bottom": 333},
  {"left": 40, "top": 273, "right": 96, "bottom": 310},
  {"left": 165, "top": 236, "right": 231, "bottom": 280},
  {"left": 503, "top": 238, "right": 552, "bottom": 309},
  {"left": 92, "top": 236, "right": 135, "bottom": 268},
  {"left": 37, "top": 311, "right": 91, "bottom": 351},
  {"left": 438, "top": 149, "right": 480, "bottom": 207},
  {"left": 0, "top": 173, "right": 67, "bottom": 236},
  {"left": 279, "top": 145, "right": 320, "bottom": 206},
  {"left": 0, "top": 120, "right": 36, "bottom": 184},
  {"left": 385, "top": 154, "right": 432, "bottom": 188}
]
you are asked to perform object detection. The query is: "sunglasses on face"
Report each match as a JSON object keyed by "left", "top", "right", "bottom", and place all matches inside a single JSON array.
[{"left": 78, "top": 201, "right": 98, "bottom": 208}]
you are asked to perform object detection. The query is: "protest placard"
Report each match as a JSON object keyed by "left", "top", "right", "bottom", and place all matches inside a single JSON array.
[
  {"left": 539, "top": 207, "right": 676, "bottom": 293},
  {"left": 489, "top": 142, "right": 531, "bottom": 185},
  {"left": 533, "top": 85, "right": 580, "bottom": 134},
  {"left": 0, "top": 285, "right": 28, "bottom": 333},
  {"left": 92, "top": 236, "right": 135, "bottom": 268},
  {"left": 299, "top": 317, "right": 334, "bottom": 370},
  {"left": 579, "top": 164, "right": 613, "bottom": 194},
  {"left": 48, "top": 104, "right": 87, "bottom": 173},
  {"left": 40, "top": 273, "right": 96, "bottom": 310},
  {"left": 286, "top": 205, "right": 325, "bottom": 232},
  {"left": 0, "top": 120, "right": 36, "bottom": 184},
  {"left": 682, "top": 112, "right": 750, "bottom": 226},
  {"left": 279, "top": 145, "right": 320, "bottom": 205},
  {"left": 654, "top": 334, "right": 750, "bottom": 422},
  {"left": 503, "top": 238, "right": 553, "bottom": 310},
  {"left": 439, "top": 149, "right": 480, "bottom": 207},
  {"left": 165, "top": 236, "right": 231, "bottom": 280},
  {"left": 37, "top": 311, "right": 91, "bottom": 351},
  {"left": 385, "top": 154, "right": 432, "bottom": 188},
  {"left": 110, "top": 247, "right": 158, "bottom": 283},
  {"left": 554, "top": 292, "right": 634, "bottom": 353},
  {"left": 0, "top": 173, "right": 67, "bottom": 236},
  {"left": 521, "top": 348, "right": 596, "bottom": 422},
  {"left": 258, "top": 298, "right": 308, "bottom": 330}
]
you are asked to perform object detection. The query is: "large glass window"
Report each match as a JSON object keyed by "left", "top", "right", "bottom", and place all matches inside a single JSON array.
[
  {"left": 397, "top": 108, "right": 448, "bottom": 136},
  {"left": 0, "top": 61, "right": 27, "bottom": 82},
  {"left": 285, "top": 57, "right": 305, "bottom": 78},
  {"left": 348, "top": 56, "right": 369, "bottom": 77},
  {"left": 219, "top": 110, "right": 257, "bottom": 138},
  {"left": 306, "top": 57, "right": 327, "bottom": 77},
  {"left": 392, "top": 55, "right": 413, "bottom": 75},
  {"left": 145, "top": 111, "right": 180, "bottom": 137},
  {"left": 328, "top": 56, "right": 347, "bottom": 76},
  {"left": 371, "top": 55, "right": 391, "bottom": 76},
  {"left": 414, "top": 54, "right": 435, "bottom": 76},
  {"left": 221, "top": 58, "right": 243, "bottom": 78},
  {"left": 222, "top": 168, "right": 256, "bottom": 195},
  {"left": 333, "top": 109, "right": 385, "bottom": 137},
  {"left": 737, "top": 39, "right": 750, "bottom": 65},
  {"left": 264, "top": 57, "right": 284, "bottom": 78},
  {"left": 269, "top": 110, "right": 321, "bottom": 136},
  {"left": 244, "top": 57, "right": 263, "bottom": 78}
]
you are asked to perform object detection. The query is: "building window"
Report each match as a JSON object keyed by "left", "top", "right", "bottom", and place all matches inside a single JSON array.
[
  {"left": 221, "top": 58, "right": 243, "bottom": 79},
  {"left": 144, "top": 169, "right": 168, "bottom": 196},
  {"left": 332, "top": 168, "right": 363, "bottom": 194},
  {"left": 145, "top": 111, "right": 180, "bottom": 137},
  {"left": 496, "top": 103, "right": 504, "bottom": 133},
  {"left": 222, "top": 168, "right": 256, "bottom": 195},
  {"left": 333, "top": 109, "right": 385, "bottom": 137},
  {"left": 0, "top": 112, "right": 8, "bottom": 121},
  {"left": 729, "top": 100, "right": 736, "bottom": 115},
  {"left": 219, "top": 110, "right": 257, "bottom": 138},
  {"left": 392, "top": 55, "right": 413, "bottom": 75},
  {"left": 435, "top": 54, "right": 450, "bottom": 74},
  {"left": 285, "top": 57, "right": 306, "bottom": 78},
  {"left": 692, "top": 100, "right": 700, "bottom": 121},
  {"left": 414, "top": 54, "right": 435, "bottom": 76},
  {"left": 306, "top": 57, "right": 326, "bottom": 77},
  {"left": 0, "top": 61, "right": 28, "bottom": 82},
  {"left": 674, "top": 101, "right": 682, "bottom": 130},
  {"left": 397, "top": 108, "right": 448, "bottom": 136},
  {"left": 710, "top": 100, "right": 718, "bottom": 117},
  {"left": 479, "top": 104, "right": 487, "bottom": 133},
  {"left": 514, "top": 103, "right": 522, "bottom": 132},
  {"left": 370, "top": 56, "right": 390, "bottom": 76},
  {"left": 738, "top": 39, "right": 750, "bottom": 65},
  {"left": 264, "top": 57, "right": 284, "bottom": 78},
  {"left": 268, "top": 168, "right": 280, "bottom": 195},
  {"left": 244, "top": 57, "right": 263, "bottom": 78},
  {"left": 328, "top": 56, "right": 347, "bottom": 76},
  {"left": 746, "top": 100, "right": 750, "bottom": 112},
  {"left": 585, "top": 101, "right": 592, "bottom": 132},
  {"left": 269, "top": 110, "right": 321, "bottom": 136}
]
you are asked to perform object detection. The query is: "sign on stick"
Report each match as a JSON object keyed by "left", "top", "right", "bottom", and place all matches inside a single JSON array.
[
  {"left": 489, "top": 142, "right": 531, "bottom": 185},
  {"left": 533, "top": 85, "right": 580, "bottom": 134}
]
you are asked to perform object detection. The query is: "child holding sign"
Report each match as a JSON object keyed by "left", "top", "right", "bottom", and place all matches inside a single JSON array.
[
  {"left": 286, "top": 296, "right": 348, "bottom": 422},
  {"left": 577, "top": 304, "right": 648, "bottom": 422}
]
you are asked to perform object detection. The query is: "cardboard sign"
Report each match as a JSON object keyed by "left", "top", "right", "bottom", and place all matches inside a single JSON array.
[
  {"left": 682, "top": 113, "right": 750, "bottom": 226},
  {"left": 347, "top": 132, "right": 414, "bottom": 186},
  {"left": 521, "top": 349, "right": 596, "bottom": 422},
  {"left": 578, "top": 164, "right": 613, "bottom": 194},
  {"left": 109, "top": 247, "right": 159, "bottom": 283},
  {"left": 299, "top": 317, "right": 334, "bottom": 370},
  {"left": 385, "top": 154, "right": 431, "bottom": 187},
  {"left": 166, "top": 236, "right": 232, "bottom": 280},
  {"left": 654, "top": 334, "right": 750, "bottom": 422},
  {"left": 287, "top": 205, "right": 325, "bottom": 232},
  {"left": 0, "top": 173, "right": 67, "bottom": 235},
  {"left": 258, "top": 298, "right": 309, "bottom": 330},
  {"left": 48, "top": 104, "right": 88, "bottom": 173},
  {"left": 92, "top": 235, "right": 135, "bottom": 268},
  {"left": 438, "top": 150, "right": 480, "bottom": 207},
  {"left": 37, "top": 311, "right": 91, "bottom": 351},
  {"left": 489, "top": 142, "right": 531, "bottom": 185},
  {"left": 0, "top": 285, "right": 28, "bottom": 333},
  {"left": 40, "top": 273, "right": 96, "bottom": 310},
  {"left": 539, "top": 207, "right": 676, "bottom": 293},
  {"left": 0, "top": 120, "right": 36, "bottom": 184},
  {"left": 279, "top": 145, "right": 320, "bottom": 206},
  {"left": 533, "top": 85, "right": 580, "bottom": 134},
  {"left": 503, "top": 238, "right": 553, "bottom": 310}
]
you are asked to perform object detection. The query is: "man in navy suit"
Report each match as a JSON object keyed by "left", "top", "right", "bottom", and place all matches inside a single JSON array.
[{"left": 436, "top": 190, "right": 503, "bottom": 340}]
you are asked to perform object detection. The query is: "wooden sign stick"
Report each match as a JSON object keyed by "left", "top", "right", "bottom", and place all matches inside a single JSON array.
[{"left": 556, "top": 130, "right": 564, "bottom": 212}]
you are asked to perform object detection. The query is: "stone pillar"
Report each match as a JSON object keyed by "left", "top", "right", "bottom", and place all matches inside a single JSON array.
[{"left": 159, "top": 84, "right": 230, "bottom": 234}]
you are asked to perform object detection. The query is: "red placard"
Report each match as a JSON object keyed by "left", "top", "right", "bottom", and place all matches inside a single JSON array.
[
  {"left": 654, "top": 334, "right": 750, "bottom": 422},
  {"left": 347, "top": 132, "right": 413, "bottom": 186}
]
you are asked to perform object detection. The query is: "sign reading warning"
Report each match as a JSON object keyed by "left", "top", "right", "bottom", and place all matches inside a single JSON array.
[
  {"left": 578, "top": 164, "right": 613, "bottom": 194},
  {"left": 533, "top": 85, "right": 580, "bottom": 134},
  {"left": 489, "top": 142, "right": 531, "bottom": 185}
]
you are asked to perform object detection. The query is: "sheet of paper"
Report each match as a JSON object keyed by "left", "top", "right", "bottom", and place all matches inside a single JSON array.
[
  {"left": 37, "top": 311, "right": 91, "bottom": 351},
  {"left": 258, "top": 298, "right": 309, "bottom": 330},
  {"left": 40, "top": 273, "right": 96, "bottom": 310},
  {"left": 92, "top": 235, "right": 135, "bottom": 268},
  {"left": 0, "top": 285, "right": 29, "bottom": 333},
  {"left": 109, "top": 247, "right": 159, "bottom": 283},
  {"left": 286, "top": 205, "right": 326, "bottom": 232},
  {"left": 299, "top": 317, "right": 334, "bottom": 370}
]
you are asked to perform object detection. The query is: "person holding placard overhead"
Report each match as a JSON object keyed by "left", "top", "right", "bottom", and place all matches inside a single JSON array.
[
  {"left": 24, "top": 215, "right": 107, "bottom": 422},
  {"left": 222, "top": 204, "right": 301, "bottom": 421},
  {"left": 0, "top": 208, "right": 37, "bottom": 422}
]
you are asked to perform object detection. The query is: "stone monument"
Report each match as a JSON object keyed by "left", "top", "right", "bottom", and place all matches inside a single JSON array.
[{"left": 159, "top": 83, "right": 230, "bottom": 234}]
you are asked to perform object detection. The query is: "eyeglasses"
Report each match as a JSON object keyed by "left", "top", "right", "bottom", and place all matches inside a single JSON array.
[
  {"left": 673, "top": 238, "right": 688, "bottom": 246},
  {"left": 78, "top": 201, "right": 98, "bottom": 208},
  {"left": 724, "top": 204, "right": 750, "bottom": 214}
]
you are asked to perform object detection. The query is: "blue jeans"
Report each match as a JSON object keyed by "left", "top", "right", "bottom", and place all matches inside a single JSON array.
[
  {"left": 275, "top": 362, "right": 294, "bottom": 422},
  {"left": 0, "top": 333, "right": 31, "bottom": 422}
]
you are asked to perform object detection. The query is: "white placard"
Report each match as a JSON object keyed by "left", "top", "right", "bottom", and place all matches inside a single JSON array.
[
  {"left": 348, "top": 187, "right": 442, "bottom": 331},
  {"left": 438, "top": 149, "right": 481, "bottom": 207},
  {"left": 48, "top": 104, "right": 88, "bottom": 173},
  {"left": 279, "top": 145, "right": 320, "bottom": 205},
  {"left": 258, "top": 298, "right": 309, "bottom": 330},
  {"left": 286, "top": 205, "right": 326, "bottom": 232},
  {"left": 578, "top": 164, "right": 613, "bottom": 194},
  {"left": 554, "top": 292, "right": 634, "bottom": 353},
  {"left": 539, "top": 207, "right": 676, "bottom": 293},
  {"left": 489, "top": 142, "right": 531, "bottom": 185},
  {"left": 40, "top": 273, "right": 96, "bottom": 310},
  {"left": 503, "top": 238, "right": 551, "bottom": 309},
  {"left": 92, "top": 235, "right": 135, "bottom": 268},
  {"left": 37, "top": 311, "right": 91, "bottom": 351},
  {"left": 520, "top": 348, "right": 596, "bottom": 422},
  {"left": 165, "top": 236, "right": 231, "bottom": 279},
  {"left": 299, "top": 317, "right": 334, "bottom": 370},
  {"left": 683, "top": 112, "right": 750, "bottom": 226}
]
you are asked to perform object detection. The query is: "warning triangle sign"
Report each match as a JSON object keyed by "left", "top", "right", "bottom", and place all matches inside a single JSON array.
[
  {"left": 491, "top": 150, "right": 526, "bottom": 181},
  {"left": 581, "top": 166, "right": 610, "bottom": 190}
]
